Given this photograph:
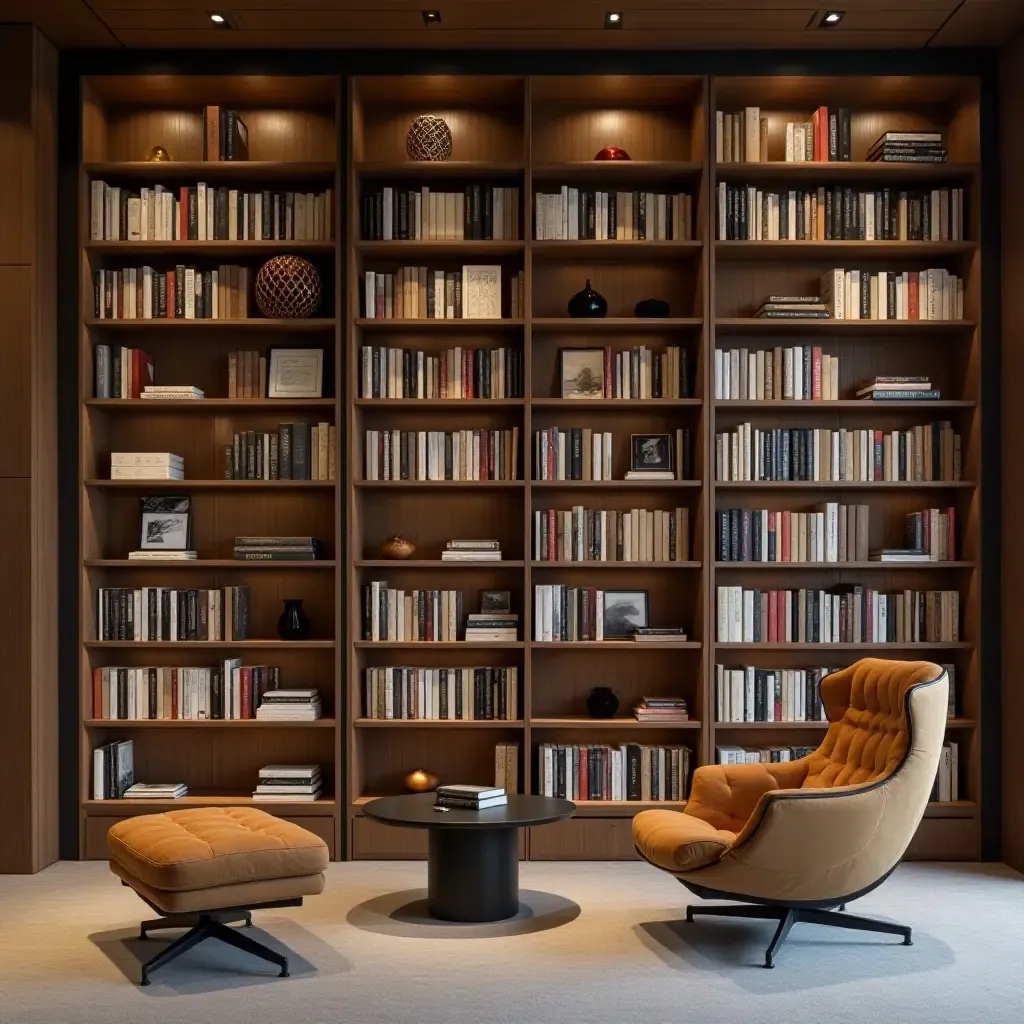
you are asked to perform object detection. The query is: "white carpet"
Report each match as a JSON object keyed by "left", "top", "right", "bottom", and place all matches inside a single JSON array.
[{"left": 0, "top": 860, "right": 1022, "bottom": 1024}]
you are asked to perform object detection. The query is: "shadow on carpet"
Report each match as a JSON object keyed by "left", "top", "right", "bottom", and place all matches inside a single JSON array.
[
  {"left": 347, "top": 887, "right": 581, "bottom": 939},
  {"left": 89, "top": 919, "right": 351, "bottom": 994},
  {"left": 637, "top": 912, "right": 955, "bottom": 992}
]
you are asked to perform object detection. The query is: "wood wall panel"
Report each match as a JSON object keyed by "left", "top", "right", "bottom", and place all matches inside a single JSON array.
[
  {"left": 1000, "top": 30, "right": 1024, "bottom": 875},
  {"left": 0, "top": 26, "right": 59, "bottom": 874}
]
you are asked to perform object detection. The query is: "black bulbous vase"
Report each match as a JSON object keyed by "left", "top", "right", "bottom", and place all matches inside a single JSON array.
[
  {"left": 278, "top": 598, "right": 310, "bottom": 640},
  {"left": 568, "top": 279, "right": 608, "bottom": 318},
  {"left": 586, "top": 686, "right": 620, "bottom": 719}
]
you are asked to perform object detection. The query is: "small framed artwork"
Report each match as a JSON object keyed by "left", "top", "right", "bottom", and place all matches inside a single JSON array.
[
  {"left": 560, "top": 348, "right": 605, "bottom": 399},
  {"left": 481, "top": 590, "right": 512, "bottom": 614},
  {"left": 268, "top": 348, "right": 324, "bottom": 399},
  {"left": 603, "top": 590, "right": 650, "bottom": 639},
  {"left": 631, "top": 433, "right": 673, "bottom": 473},
  {"left": 139, "top": 495, "right": 192, "bottom": 550}
]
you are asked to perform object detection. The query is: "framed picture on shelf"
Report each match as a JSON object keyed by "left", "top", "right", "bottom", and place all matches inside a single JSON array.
[
  {"left": 602, "top": 590, "right": 649, "bottom": 639},
  {"left": 630, "top": 433, "right": 673, "bottom": 473},
  {"left": 481, "top": 590, "right": 512, "bottom": 613},
  {"left": 560, "top": 348, "right": 605, "bottom": 399},
  {"left": 268, "top": 348, "right": 324, "bottom": 398},
  {"left": 139, "top": 495, "right": 192, "bottom": 550}
]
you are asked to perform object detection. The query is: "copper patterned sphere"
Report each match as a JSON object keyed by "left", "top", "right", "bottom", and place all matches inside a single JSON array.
[
  {"left": 404, "top": 769, "right": 439, "bottom": 793},
  {"left": 406, "top": 115, "right": 453, "bottom": 161},
  {"left": 380, "top": 535, "right": 417, "bottom": 560},
  {"left": 595, "top": 146, "right": 630, "bottom": 161},
  {"left": 255, "top": 255, "right": 322, "bottom": 319}
]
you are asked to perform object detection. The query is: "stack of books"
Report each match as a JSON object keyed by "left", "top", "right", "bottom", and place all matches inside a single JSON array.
[
  {"left": 441, "top": 539, "right": 502, "bottom": 562},
  {"left": 255, "top": 689, "right": 322, "bottom": 721},
  {"left": 868, "top": 131, "right": 946, "bottom": 164},
  {"left": 111, "top": 452, "right": 184, "bottom": 481},
  {"left": 856, "top": 376, "right": 940, "bottom": 401},
  {"left": 634, "top": 697, "right": 689, "bottom": 722},
  {"left": 632, "top": 627, "right": 688, "bottom": 643},
  {"left": 127, "top": 549, "right": 197, "bottom": 561},
  {"left": 252, "top": 765, "right": 322, "bottom": 803},
  {"left": 141, "top": 385, "right": 205, "bottom": 401},
  {"left": 465, "top": 613, "right": 519, "bottom": 642},
  {"left": 123, "top": 782, "right": 187, "bottom": 800},
  {"left": 434, "top": 784, "right": 508, "bottom": 810},
  {"left": 755, "top": 296, "right": 831, "bottom": 320},
  {"left": 233, "top": 536, "right": 321, "bottom": 561},
  {"left": 869, "top": 548, "right": 931, "bottom": 563}
]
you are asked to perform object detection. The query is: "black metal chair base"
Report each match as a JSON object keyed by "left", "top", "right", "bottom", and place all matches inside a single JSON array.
[
  {"left": 140, "top": 909, "right": 252, "bottom": 939},
  {"left": 685, "top": 902, "right": 912, "bottom": 968}
]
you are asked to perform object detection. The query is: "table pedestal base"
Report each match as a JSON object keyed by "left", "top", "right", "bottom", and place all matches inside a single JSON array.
[{"left": 428, "top": 826, "right": 519, "bottom": 922}]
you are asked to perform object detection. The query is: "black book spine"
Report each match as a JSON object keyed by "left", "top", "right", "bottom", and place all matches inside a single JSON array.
[
  {"left": 839, "top": 108, "right": 851, "bottom": 161},
  {"left": 292, "top": 422, "right": 309, "bottom": 480},
  {"left": 117, "top": 669, "right": 127, "bottom": 720},
  {"left": 626, "top": 744, "right": 641, "bottom": 800}
]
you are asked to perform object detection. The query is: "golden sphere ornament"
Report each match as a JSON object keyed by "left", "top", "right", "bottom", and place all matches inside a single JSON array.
[
  {"left": 147, "top": 145, "right": 171, "bottom": 162},
  {"left": 380, "top": 536, "right": 417, "bottom": 560},
  {"left": 406, "top": 115, "right": 453, "bottom": 162},
  {"left": 404, "top": 769, "right": 439, "bottom": 793}
]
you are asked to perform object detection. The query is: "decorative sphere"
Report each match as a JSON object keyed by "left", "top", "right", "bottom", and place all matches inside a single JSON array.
[
  {"left": 568, "top": 279, "right": 608, "bottom": 319},
  {"left": 147, "top": 145, "right": 171, "bottom": 162},
  {"left": 587, "top": 687, "right": 620, "bottom": 719},
  {"left": 405, "top": 769, "right": 440, "bottom": 793},
  {"left": 255, "top": 255, "right": 322, "bottom": 319},
  {"left": 380, "top": 536, "right": 417, "bottom": 559},
  {"left": 595, "top": 146, "right": 630, "bottom": 161},
  {"left": 406, "top": 115, "right": 453, "bottom": 161}
]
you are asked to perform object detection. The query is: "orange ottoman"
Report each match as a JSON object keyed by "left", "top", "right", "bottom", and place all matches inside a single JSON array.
[{"left": 109, "top": 807, "right": 328, "bottom": 985}]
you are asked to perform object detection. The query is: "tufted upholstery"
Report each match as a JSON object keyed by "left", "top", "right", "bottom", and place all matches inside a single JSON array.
[
  {"left": 633, "top": 659, "right": 948, "bottom": 897},
  {"left": 108, "top": 807, "right": 329, "bottom": 893}
]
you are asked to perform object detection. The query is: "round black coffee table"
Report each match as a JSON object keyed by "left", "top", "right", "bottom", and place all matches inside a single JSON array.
[{"left": 362, "top": 793, "right": 575, "bottom": 922}]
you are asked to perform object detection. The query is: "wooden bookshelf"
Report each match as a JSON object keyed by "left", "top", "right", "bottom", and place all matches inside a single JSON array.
[{"left": 78, "top": 74, "right": 343, "bottom": 859}]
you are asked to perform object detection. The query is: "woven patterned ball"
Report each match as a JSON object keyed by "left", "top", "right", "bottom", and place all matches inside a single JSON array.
[
  {"left": 255, "top": 255, "right": 322, "bottom": 319},
  {"left": 406, "top": 114, "right": 453, "bottom": 161}
]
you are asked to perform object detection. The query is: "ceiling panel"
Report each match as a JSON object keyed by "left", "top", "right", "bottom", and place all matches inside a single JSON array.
[
  {"left": 0, "top": 0, "right": 120, "bottom": 47},
  {"left": 930, "top": 0, "right": 1024, "bottom": 45}
]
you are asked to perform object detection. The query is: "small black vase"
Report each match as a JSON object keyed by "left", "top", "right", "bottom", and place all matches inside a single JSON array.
[
  {"left": 278, "top": 598, "right": 310, "bottom": 640},
  {"left": 568, "top": 279, "right": 608, "bottom": 318},
  {"left": 586, "top": 686, "right": 620, "bottom": 719}
]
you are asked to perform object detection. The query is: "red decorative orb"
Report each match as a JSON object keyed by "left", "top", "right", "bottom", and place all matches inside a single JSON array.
[{"left": 595, "top": 147, "right": 631, "bottom": 161}]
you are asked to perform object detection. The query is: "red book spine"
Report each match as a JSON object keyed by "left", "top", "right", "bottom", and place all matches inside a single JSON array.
[
  {"left": 604, "top": 346, "right": 613, "bottom": 398},
  {"left": 812, "top": 346, "right": 822, "bottom": 400},
  {"left": 179, "top": 187, "right": 188, "bottom": 241},
  {"left": 549, "top": 428, "right": 556, "bottom": 480},
  {"left": 768, "top": 590, "right": 778, "bottom": 643},
  {"left": 548, "top": 509, "right": 556, "bottom": 561},
  {"left": 812, "top": 108, "right": 820, "bottom": 161},
  {"left": 426, "top": 592, "right": 433, "bottom": 641},
  {"left": 579, "top": 746, "right": 588, "bottom": 801},
  {"left": 923, "top": 508, "right": 931, "bottom": 555},
  {"left": 240, "top": 667, "right": 252, "bottom": 719},
  {"left": 464, "top": 349, "right": 473, "bottom": 398},
  {"left": 165, "top": 270, "right": 175, "bottom": 317},
  {"left": 909, "top": 272, "right": 919, "bottom": 320},
  {"left": 171, "top": 668, "right": 178, "bottom": 720},
  {"left": 818, "top": 106, "right": 829, "bottom": 161},
  {"left": 93, "top": 667, "right": 102, "bottom": 718},
  {"left": 874, "top": 430, "right": 884, "bottom": 480}
]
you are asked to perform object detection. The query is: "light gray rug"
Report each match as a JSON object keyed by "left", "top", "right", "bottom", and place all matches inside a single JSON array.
[{"left": 0, "top": 859, "right": 1021, "bottom": 1024}]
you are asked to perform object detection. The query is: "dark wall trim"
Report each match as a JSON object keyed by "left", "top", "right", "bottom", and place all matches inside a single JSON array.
[{"left": 55, "top": 45, "right": 1002, "bottom": 861}]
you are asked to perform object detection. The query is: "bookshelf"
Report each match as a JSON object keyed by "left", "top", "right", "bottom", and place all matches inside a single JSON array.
[{"left": 78, "top": 75, "right": 343, "bottom": 857}]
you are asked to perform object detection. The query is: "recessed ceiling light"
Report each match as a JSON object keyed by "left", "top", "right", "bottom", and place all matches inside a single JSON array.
[
  {"left": 605, "top": 11, "right": 623, "bottom": 27},
  {"left": 209, "top": 12, "right": 226, "bottom": 23},
  {"left": 820, "top": 11, "right": 844, "bottom": 26},
  {"left": 422, "top": 9, "right": 441, "bottom": 24}
]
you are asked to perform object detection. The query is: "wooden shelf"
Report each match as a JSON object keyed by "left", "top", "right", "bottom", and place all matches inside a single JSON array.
[
  {"left": 84, "top": 318, "right": 336, "bottom": 331},
  {"left": 532, "top": 317, "right": 703, "bottom": 333},
  {"left": 354, "top": 160, "right": 525, "bottom": 180},
  {"left": 353, "top": 641, "right": 524, "bottom": 650},
  {"left": 571, "top": 800, "right": 687, "bottom": 817},
  {"left": 532, "top": 479, "right": 701, "bottom": 490},
  {"left": 533, "top": 561, "right": 701, "bottom": 569},
  {"left": 714, "top": 480, "right": 975, "bottom": 490},
  {"left": 532, "top": 640, "right": 699, "bottom": 650},
  {"left": 714, "top": 161, "right": 978, "bottom": 182},
  {"left": 85, "top": 559, "right": 336, "bottom": 569},
  {"left": 715, "top": 400, "right": 975, "bottom": 411},
  {"left": 84, "top": 718, "right": 336, "bottom": 728},
  {"left": 713, "top": 720, "right": 830, "bottom": 730},
  {"left": 84, "top": 161, "right": 337, "bottom": 181},
  {"left": 355, "top": 318, "right": 523, "bottom": 331},
  {"left": 355, "top": 398, "right": 524, "bottom": 408},
  {"left": 714, "top": 561, "right": 975, "bottom": 570},
  {"left": 86, "top": 398, "right": 337, "bottom": 411},
  {"left": 715, "top": 240, "right": 976, "bottom": 260},
  {"left": 85, "top": 795, "right": 336, "bottom": 815},
  {"left": 715, "top": 318, "right": 975, "bottom": 334},
  {"left": 356, "top": 559, "right": 524, "bottom": 569},
  {"left": 925, "top": 801, "right": 977, "bottom": 818},
  {"left": 354, "top": 479, "right": 523, "bottom": 490},
  {"left": 532, "top": 717, "right": 701, "bottom": 729},
  {"left": 85, "top": 241, "right": 335, "bottom": 256},
  {"left": 354, "top": 719, "right": 524, "bottom": 729},
  {"left": 533, "top": 160, "right": 703, "bottom": 180},
  {"left": 356, "top": 240, "right": 524, "bottom": 258},
  {"left": 531, "top": 398, "right": 701, "bottom": 409},
  {"left": 716, "top": 642, "right": 972, "bottom": 651},
  {"left": 85, "top": 640, "right": 336, "bottom": 649},
  {"left": 86, "top": 479, "right": 336, "bottom": 490},
  {"left": 532, "top": 240, "right": 703, "bottom": 260}
]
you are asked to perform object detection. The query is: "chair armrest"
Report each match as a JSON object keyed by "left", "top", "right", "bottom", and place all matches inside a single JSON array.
[{"left": 685, "top": 760, "right": 809, "bottom": 833}]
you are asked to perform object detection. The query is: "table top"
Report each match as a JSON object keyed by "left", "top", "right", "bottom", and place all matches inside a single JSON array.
[{"left": 362, "top": 793, "right": 576, "bottom": 830}]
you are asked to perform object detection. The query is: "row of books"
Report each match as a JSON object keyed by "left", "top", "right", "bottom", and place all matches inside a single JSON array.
[
  {"left": 233, "top": 536, "right": 322, "bottom": 562},
  {"left": 533, "top": 189, "right": 694, "bottom": 241},
  {"left": 537, "top": 743, "right": 691, "bottom": 802},
  {"left": 91, "top": 662, "right": 281, "bottom": 721},
  {"left": 933, "top": 742, "right": 961, "bottom": 803},
  {"left": 715, "top": 107, "right": 854, "bottom": 163},
  {"left": 495, "top": 744, "right": 520, "bottom": 794},
  {"left": 362, "top": 584, "right": 464, "bottom": 642},
  {"left": 90, "top": 181, "right": 332, "bottom": 242},
  {"left": 94, "top": 346, "right": 153, "bottom": 399},
  {"left": 714, "top": 422, "right": 962, "bottom": 483},
  {"left": 93, "top": 265, "right": 251, "bottom": 320},
  {"left": 359, "top": 345, "right": 523, "bottom": 400},
  {"left": 363, "top": 666, "right": 519, "bottom": 721},
  {"left": 364, "top": 428, "right": 520, "bottom": 482},
  {"left": 716, "top": 665, "right": 828, "bottom": 723},
  {"left": 584, "top": 346, "right": 692, "bottom": 400},
  {"left": 534, "top": 428, "right": 614, "bottom": 482},
  {"left": 361, "top": 185, "right": 521, "bottom": 241},
  {"left": 716, "top": 185, "right": 965, "bottom": 241},
  {"left": 109, "top": 452, "right": 183, "bottom": 481},
  {"left": 717, "top": 744, "right": 816, "bottom": 765},
  {"left": 202, "top": 106, "right": 249, "bottom": 161},
  {"left": 716, "top": 585, "right": 960, "bottom": 644},
  {"left": 715, "top": 345, "right": 839, "bottom": 401},
  {"left": 223, "top": 423, "right": 335, "bottom": 481},
  {"left": 362, "top": 267, "right": 522, "bottom": 320},
  {"left": 228, "top": 350, "right": 266, "bottom": 398},
  {"left": 533, "top": 507, "right": 691, "bottom": 563},
  {"left": 820, "top": 269, "right": 964, "bottom": 321},
  {"left": 96, "top": 586, "right": 252, "bottom": 642}
]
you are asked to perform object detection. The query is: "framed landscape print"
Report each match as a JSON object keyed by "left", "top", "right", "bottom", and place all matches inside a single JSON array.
[
  {"left": 602, "top": 590, "right": 649, "bottom": 638},
  {"left": 630, "top": 433, "right": 673, "bottom": 473},
  {"left": 560, "top": 348, "right": 605, "bottom": 399}
]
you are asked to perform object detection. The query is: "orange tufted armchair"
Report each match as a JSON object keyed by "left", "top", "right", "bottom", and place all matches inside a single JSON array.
[{"left": 632, "top": 658, "right": 949, "bottom": 967}]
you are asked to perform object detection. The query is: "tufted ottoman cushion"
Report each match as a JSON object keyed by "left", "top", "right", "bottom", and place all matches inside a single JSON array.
[{"left": 108, "top": 807, "right": 329, "bottom": 894}]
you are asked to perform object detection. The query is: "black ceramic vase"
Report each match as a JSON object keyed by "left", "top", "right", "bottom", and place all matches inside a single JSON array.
[
  {"left": 278, "top": 598, "right": 310, "bottom": 640},
  {"left": 568, "top": 279, "right": 608, "bottom": 318},
  {"left": 586, "top": 686, "right": 620, "bottom": 719}
]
